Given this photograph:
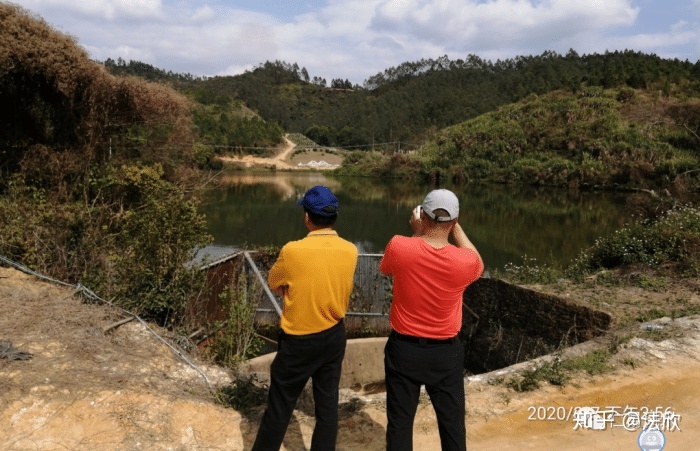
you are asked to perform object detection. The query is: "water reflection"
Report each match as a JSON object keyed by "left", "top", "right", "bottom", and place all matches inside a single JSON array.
[{"left": 201, "top": 172, "right": 630, "bottom": 270}]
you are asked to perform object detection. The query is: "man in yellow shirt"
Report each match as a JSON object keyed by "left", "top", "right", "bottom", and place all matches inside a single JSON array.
[{"left": 252, "top": 185, "right": 358, "bottom": 451}]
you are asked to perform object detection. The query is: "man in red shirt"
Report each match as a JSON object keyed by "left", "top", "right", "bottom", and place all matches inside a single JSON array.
[{"left": 380, "top": 189, "right": 483, "bottom": 451}]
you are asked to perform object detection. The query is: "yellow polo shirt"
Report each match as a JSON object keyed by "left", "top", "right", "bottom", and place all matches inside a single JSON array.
[{"left": 268, "top": 229, "right": 358, "bottom": 335}]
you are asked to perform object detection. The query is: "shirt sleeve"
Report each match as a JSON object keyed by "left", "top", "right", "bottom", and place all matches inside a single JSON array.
[
  {"left": 379, "top": 237, "right": 395, "bottom": 275},
  {"left": 267, "top": 246, "right": 288, "bottom": 289}
]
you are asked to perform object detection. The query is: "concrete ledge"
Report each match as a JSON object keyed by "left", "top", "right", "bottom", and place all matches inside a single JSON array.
[{"left": 242, "top": 337, "right": 388, "bottom": 389}]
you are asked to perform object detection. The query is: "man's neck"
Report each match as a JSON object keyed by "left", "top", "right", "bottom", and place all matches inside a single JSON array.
[
  {"left": 307, "top": 225, "right": 334, "bottom": 233},
  {"left": 416, "top": 227, "right": 450, "bottom": 248}
]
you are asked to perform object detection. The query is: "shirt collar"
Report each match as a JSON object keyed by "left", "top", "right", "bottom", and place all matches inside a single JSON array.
[{"left": 307, "top": 229, "right": 338, "bottom": 237}]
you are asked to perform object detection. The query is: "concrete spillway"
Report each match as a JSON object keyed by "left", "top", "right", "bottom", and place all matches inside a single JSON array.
[{"left": 243, "top": 278, "right": 612, "bottom": 391}]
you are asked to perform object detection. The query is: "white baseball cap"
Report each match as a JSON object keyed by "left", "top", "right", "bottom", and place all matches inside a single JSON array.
[{"left": 421, "top": 189, "right": 459, "bottom": 222}]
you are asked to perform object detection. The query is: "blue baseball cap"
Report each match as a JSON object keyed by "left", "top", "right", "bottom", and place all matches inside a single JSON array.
[{"left": 297, "top": 185, "right": 339, "bottom": 216}]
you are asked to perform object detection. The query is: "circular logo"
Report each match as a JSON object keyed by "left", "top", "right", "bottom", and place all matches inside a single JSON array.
[{"left": 638, "top": 428, "right": 666, "bottom": 451}]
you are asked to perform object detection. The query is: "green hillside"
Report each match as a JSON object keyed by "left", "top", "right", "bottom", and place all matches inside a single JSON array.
[
  {"left": 337, "top": 87, "right": 700, "bottom": 190},
  {"left": 191, "top": 52, "right": 700, "bottom": 152}
]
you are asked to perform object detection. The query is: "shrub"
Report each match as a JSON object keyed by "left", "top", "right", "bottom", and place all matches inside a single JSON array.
[
  {"left": 567, "top": 205, "right": 700, "bottom": 277},
  {"left": 216, "top": 374, "right": 268, "bottom": 414},
  {"left": 502, "top": 256, "right": 563, "bottom": 284},
  {"left": 209, "top": 286, "right": 263, "bottom": 367},
  {"left": 506, "top": 358, "right": 571, "bottom": 392},
  {"left": 506, "top": 350, "right": 612, "bottom": 392},
  {"left": 98, "top": 164, "right": 211, "bottom": 322}
]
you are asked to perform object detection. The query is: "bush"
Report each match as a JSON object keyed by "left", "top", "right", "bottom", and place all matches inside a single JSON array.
[
  {"left": 0, "top": 6, "right": 212, "bottom": 328},
  {"left": 502, "top": 256, "right": 563, "bottom": 284},
  {"left": 506, "top": 358, "right": 571, "bottom": 392},
  {"left": 567, "top": 205, "right": 700, "bottom": 277},
  {"left": 98, "top": 164, "right": 211, "bottom": 322},
  {"left": 216, "top": 374, "right": 268, "bottom": 414},
  {"left": 209, "top": 286, "right": 263, "bottom": 367}
]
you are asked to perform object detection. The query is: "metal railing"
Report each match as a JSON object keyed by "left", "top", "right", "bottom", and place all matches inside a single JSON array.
[{"left": 243, "top": 252, "right": 390, "bottom": 320}]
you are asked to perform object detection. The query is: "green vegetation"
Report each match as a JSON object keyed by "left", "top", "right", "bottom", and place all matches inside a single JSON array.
[
  {"left": 337, "top": 88, "right": 700, "bottom": 190},
  {"left": 501, "top": 203, "right": 700, "bottom": 290},
  {"left": 104, "top": 57, "right": 203, "bottom": 83},
  {"left": 568, "top": 205, "right": 700, "bottom": 278},
  {"left": 0, "top": 4, "right": 211, "bottom": 325},
  {"left": 190, "top": 52, "right": 700, "bottom": 152},
  {"left": 192, "top": 103, "right": 284, "bottom": 156},
  {"left": 505, "top": 349, "right": 615, "bottom": 392},
  {"left": 216, "top": 374, "right": 269, "bottom": 414},
  {"left": 502, "top": 256, "right": 563, "bottom": 285},
  {"left": 286, "top": 133, "right": 321, "bottom": 149},
  {"left": 209, "top": 285, "right": 263, "bottom": 367}
]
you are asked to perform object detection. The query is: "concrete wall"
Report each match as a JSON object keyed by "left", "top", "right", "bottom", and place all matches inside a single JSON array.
[
  {"left": 242, "top": 337, "right": 388, "bottom": 390},
  {"left": 241, "top": 278, "right": 613, "bottom": 389}
]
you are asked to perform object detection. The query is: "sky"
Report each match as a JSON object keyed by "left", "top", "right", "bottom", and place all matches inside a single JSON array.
[{"left": 12, "top": 0, "right": 700, "bottom": 86}]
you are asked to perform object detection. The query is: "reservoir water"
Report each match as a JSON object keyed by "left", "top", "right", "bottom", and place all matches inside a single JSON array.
[{"left": 200, "top": 171, "right": 631, "bottom": 271}]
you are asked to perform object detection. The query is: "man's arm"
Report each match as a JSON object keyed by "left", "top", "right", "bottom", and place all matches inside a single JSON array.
[
  {"left": 267, "top": 248, "right": 289, "bottom": 296},
  {"left": 379, "top": 237, "right": 395, "bottom": 275},
  {"left": 452, "top": 222, "right": 483, "bottom": 267}
]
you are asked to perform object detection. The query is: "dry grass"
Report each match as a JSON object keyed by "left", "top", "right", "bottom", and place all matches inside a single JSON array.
[{"left": 0, "top": 267, "right": 222, "bottom": 403}]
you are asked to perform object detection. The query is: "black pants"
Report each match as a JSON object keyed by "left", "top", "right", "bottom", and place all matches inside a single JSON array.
[
  {"left": 252, "top": 321, "right": 346, "bottom": 451},
  {"left": 384, "top": 335, "right": 466, "bottom": 451}
]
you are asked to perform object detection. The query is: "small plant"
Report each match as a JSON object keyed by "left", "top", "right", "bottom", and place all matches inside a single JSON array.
[
  {"left": 499, "top": 393, "right": 511, "bottom": 405},
  {"left": 505, "top": 349, "right": 616, "bottom": 392},
  {"left": 209, "top": 286, "right": 263, "bottom": 367},
  {"left": 505, "top": 368, "right": 544, "bottom": 392},
  {"left": 502, "top": 256, "right": 563, "bottom": 284},
  {"left": 636, "top": 308, "right": 670, "bottom": 323},
  {"left": 340, "top": 397, "right": 364, "bottom": 415},
  {"left": 595, "top": 270, "right": 623, "bottom": 287},
  {"left": 560, "top": 349, "right": 612, "bottom": 376},
  {"left": 567, "top": 205, "right": 700, "bottom": 278},
  {"left": 608, "top": 333, "right": 633, "bottom": 353},
  {"left": 622, "top": 357, "right": 637, "bottom": 368},
  {"left": 633, "top": 274, "right": 667, "bottom": 291},
  {"left": 216, "top": 374, "right": 268, "bottom": 414},
  {"left": 506, "top": 358, "right": 571, "bottom": 392}
]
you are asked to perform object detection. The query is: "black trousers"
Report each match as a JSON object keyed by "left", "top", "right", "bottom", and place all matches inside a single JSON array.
[
  {"left": 252, "top": 321, "right": 346, "bottom": 451},
  {"left": 384, "top": 335, "right": 466, "bottom": 451}
]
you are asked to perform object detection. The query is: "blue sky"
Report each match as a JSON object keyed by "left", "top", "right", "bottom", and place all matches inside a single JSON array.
[{"left": 13, "top": 0, "right": 700, "bottom": 86}]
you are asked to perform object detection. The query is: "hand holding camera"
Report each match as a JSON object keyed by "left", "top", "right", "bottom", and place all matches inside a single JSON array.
[{"left": 410, "top": 205, "right": 424, "bottom": 236}]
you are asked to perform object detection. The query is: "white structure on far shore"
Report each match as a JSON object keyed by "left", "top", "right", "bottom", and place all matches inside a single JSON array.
[{"left": 297, "top": 160, "right": 339, "bottom": 168}]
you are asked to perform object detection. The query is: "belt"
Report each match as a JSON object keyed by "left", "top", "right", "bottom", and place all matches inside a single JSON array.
[
  {"left": 281, "top": 318, "right": 344, "bottom": 338},
  {"left": 390, "top": 330, "right": 458, "bottom": 345}
]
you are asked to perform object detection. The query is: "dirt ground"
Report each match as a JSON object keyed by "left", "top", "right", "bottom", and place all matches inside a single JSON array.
[
  {"left": 220, "top": 136, "right": 343, "bottom": 171},
  {"left": 2, "top": 265, "right": 700, "bottom": 450}
]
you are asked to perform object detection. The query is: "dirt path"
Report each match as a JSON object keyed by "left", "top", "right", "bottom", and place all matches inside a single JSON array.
[
  {"left": 2, "top": 266, "right": 699, "bottom": 449},
  {"left": 220, "top": 135, "right": 340, "bottom": 171}
]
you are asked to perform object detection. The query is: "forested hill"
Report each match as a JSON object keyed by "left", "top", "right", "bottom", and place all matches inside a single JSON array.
[
  {"left": 336, "top": 86, "right": 700, "bottom": 190},
  {"left": 190, "top": 51, "right": 700, "bottom": 150}
]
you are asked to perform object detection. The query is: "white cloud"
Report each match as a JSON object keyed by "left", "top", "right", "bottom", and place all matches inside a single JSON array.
[
  {"left": 14, "top": 0, "right": 699, "bottom": 85},
  {"left": 190, "top": 5, "right": 215, "bottom": 23},
  {"left": 19, "top": 0, "right": 165, "bottom": 21},
  {"left": 610, "top": 21, "right": 700, "bottom": 59},
  {"left": 369, "top": 0, "right": 639, "bottom": 54}
]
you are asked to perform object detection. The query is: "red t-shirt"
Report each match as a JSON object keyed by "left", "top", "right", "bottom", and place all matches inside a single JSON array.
[{"left": 380, "top": 235, "right": 483, "bottom": 339}]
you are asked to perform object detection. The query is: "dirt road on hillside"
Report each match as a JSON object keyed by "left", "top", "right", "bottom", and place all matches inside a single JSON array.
[{"left": 220, "top": 135, "right": 341, "bottom": 170}]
